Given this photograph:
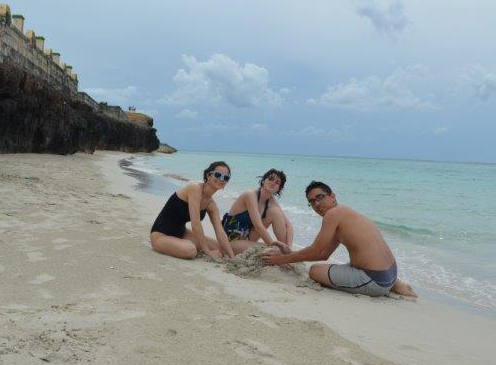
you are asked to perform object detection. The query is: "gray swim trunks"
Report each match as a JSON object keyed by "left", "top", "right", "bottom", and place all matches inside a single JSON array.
[{"left": 327, "top": 262, "right": 397, "bottom": 297}]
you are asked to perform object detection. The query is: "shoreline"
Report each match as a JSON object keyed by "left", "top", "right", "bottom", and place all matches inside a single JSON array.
[
  {"left": 110, "top": 152, "right": 495, "bottom": 365},
  {"left": 1, "top": 152, "right": 494, "bottom": 364},
  {"left": 120, "top": 154, "right": 496, "bottom": 320}
]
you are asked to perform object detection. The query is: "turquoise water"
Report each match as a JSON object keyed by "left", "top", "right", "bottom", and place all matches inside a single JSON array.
[{"left": 132, "top": 151, "right": 496, "bottom": 310}]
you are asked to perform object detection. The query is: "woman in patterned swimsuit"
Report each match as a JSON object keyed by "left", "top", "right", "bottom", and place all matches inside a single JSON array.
[
  {"left": 150, "top": 161, "right": 235, "bottom": 260},
  {"left": 222, "top": 169, "right": 294, "bottom": 255}
]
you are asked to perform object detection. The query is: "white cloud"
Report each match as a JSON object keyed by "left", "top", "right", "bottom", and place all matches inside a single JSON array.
[
  {"left": 176, "top": 122, "right": 238, "bottom": 135},
  {"left": 459, "top": 65, "right": 496, "bottom": 101},
  {"left": 285, "top": 124, "right": 355, "bottom": 140},
  {"left": 433, "top": 127, "right": 450, "bottom": 135},
  {"left": 356, "top": 0, "right": 410, "bottom": 37},
  {"left": 250, "top": 123, "right": 268, "bottom": 131},
  {"left": 83, "top": 86, "right": 138, "bottom": 107},
  {"left": 279, "top": 87, "right": 294, "bottom": 95},
  {"left": 420, "top": 126, "right": 451, "bottom": 137},
  {"left": 308, "top": 65, "right": 433, "bottom": 111},
  {"left": 176, "top": 109, "right": 198, "bottom": 119},
  {"left": 159, "top": 54, "right": 283, "bottom": 108}
]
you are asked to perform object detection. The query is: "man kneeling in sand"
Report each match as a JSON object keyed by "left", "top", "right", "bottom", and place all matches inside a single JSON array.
[{"left": 263, "top": 181, "right": 417, "bottom": 298}]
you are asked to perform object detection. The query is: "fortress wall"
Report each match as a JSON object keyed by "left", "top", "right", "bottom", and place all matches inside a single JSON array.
[
  {"left": 1, "top": 4, "right": 147, "bottom": 126},
  {"left": 0, "top": 9, "right": 78, "bottom": 96},
  {"left": 100, "top": 104, "right": 129, "bottom": 121},
  {"left": 77, "top": 92, "right": 100, "bottom": 112}
]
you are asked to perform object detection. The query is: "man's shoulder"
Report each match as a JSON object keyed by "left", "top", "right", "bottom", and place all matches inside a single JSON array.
[{"left": 323, "top": 205, "right": 352, "bottom": 220}]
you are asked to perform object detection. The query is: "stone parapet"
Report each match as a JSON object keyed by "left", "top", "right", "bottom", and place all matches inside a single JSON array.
[
  {"left": 99, "top": 103, "right": 129, "bottom": 121},
  {"left": 35, "top": 35, "right": 44, "bottom": 50},
  {"left": 1, "top": 3, "right": 150, "bottom": 126},
  {"left": 0, "top": 5, "right": 77, "bottom": 96},
  {"left": 77, "top": 92, "right": 99, "bottom": 112},
  {"left": 11, "top": 13, "right": 22, "bottom": 32}
]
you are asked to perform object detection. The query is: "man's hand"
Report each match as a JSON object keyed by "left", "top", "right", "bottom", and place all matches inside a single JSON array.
[
  {"left": 271, "top": 241, "right": 292, "bottom": 254},
  {"left": 262, "top": 250, "right": 286, "bottom": 266}
]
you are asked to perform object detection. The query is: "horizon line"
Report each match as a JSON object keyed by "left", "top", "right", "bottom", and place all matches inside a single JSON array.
[{"left": 166, "top": 147, "right": 496, "bottom": 166}]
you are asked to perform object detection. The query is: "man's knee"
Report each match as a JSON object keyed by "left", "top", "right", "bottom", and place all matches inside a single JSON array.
[
  {"left": 309, "top": 264, "right": 320, "bottom": 281},
  {"left": 309, "top": 264, "right": 332, "bottom": 286}
]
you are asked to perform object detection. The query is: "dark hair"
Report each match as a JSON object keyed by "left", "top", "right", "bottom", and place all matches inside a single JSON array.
[
  {"left": 203, "top": 161, "right": 231, "bottom": 182},
  {"left": 259, "top": 168, "right": 286, "bottom": 196},
  {"left": 305, "top": 181, "right": 332, "bottom": 196}
]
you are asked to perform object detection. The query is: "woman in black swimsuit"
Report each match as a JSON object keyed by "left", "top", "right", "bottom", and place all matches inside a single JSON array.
[
  {"left": 222, "top": 168, "right": 294, "bottom": 255},
  {"left": 150, "top": 161, "right": 235, "bottom": 259}
]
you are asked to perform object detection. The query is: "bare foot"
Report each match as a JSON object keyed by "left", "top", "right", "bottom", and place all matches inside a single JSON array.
[{"left": 391, "top": 279, "right": 418, "bottom": 299}]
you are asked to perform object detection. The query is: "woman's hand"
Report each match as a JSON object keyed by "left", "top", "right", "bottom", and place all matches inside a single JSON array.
[{"left": 206, "top": 249, "right": 223, "bottom": 258}]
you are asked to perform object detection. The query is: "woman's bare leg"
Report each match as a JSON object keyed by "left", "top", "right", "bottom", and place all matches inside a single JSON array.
[
  {"left": 249, "top": 206, "right": 290, "bottom": 244},
  {"left": 182, "top": 228, "right": 221, "bottom": 253},
  {"left": 150, "top": 232, "right": 197, "bottom": 259}
]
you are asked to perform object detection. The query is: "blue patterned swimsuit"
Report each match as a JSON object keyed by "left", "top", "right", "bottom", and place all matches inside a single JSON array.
[{"left": 222, "top": 190, "right": 269, "bottom": 241}]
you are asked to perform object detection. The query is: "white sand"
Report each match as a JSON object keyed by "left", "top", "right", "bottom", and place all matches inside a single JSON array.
[{"left": 1, "top": 151, "right": 494, "bottom": 365}]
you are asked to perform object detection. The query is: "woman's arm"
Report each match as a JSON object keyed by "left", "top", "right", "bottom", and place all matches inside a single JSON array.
[
  {"left": 271, "top": 199, "right": 294, "bottom": 247},
  {"left": 245, "top": 191, "right": 274, "bottom": 245},
  {"left": 186, "top": 184, "right": 215, "bottom": 256},
  {"left": 284, "top": 216, "right": 294, "bottom": 247},
  {"left": 207, "top": 200, "right": 235, "bottom": 259}
]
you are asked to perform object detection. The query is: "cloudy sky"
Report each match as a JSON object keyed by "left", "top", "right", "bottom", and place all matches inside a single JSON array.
[{"left": 12, "top": 0, "right": 496, "bottom": 162}]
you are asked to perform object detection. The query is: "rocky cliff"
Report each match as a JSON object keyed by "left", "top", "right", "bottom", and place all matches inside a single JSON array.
[{"left": 0, "top": 62, "right": 159, "bottom": 154}]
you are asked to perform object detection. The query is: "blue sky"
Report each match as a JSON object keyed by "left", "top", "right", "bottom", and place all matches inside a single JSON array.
[{"left": 10, "top": 0, "right": 496, "bottom": 162}]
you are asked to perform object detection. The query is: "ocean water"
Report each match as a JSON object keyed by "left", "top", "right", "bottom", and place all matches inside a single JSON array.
[{"left": 129, "top": 151, "right": 496, "bottom": 312}]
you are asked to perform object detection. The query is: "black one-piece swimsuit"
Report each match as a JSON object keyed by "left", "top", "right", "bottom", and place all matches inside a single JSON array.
[{"left": 151, "top": 192, "right": 207, "bottom": 238}]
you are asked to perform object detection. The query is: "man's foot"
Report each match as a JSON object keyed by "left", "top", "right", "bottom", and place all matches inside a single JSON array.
[{"left": 391, "top": 279, "right": 418, "bottom": 299}]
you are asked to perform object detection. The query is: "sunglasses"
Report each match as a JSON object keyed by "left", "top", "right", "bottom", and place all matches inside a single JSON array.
[
  {"left": 307, "top": 193, "right": 329, "bottom": 207},
  {"left": 209, "top": 171, "right": 230, "bottom": 182}
]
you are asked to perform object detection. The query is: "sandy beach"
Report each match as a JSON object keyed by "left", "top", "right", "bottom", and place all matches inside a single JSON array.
[{"left": 1, "top": 152, "right": 495, "bottom": 365}]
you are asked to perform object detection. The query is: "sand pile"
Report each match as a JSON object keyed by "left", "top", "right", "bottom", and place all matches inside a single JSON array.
[{"left": 222, "top": 245, "right": 323, "bottom": 290}]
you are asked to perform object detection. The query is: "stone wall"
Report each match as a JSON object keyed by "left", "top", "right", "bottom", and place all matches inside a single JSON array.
[
  {"left": 77, "top": 92, "right": 100, "bottom": 112},
  {"left": 0, "top": 62, "right": 160, "bottom": 154},
  {"left": 0, "top": 5, "right": 78, "bottom": 97},
  {"left": 99, "top": 103, "right": 129, "bottom": 122}
]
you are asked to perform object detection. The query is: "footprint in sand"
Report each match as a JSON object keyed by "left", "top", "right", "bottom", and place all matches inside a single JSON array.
[
  {"left": 250, "top": 316, "right": 280, "bottom": 329},
  {"left": 28, "top": 274, "right": 55, "bottom": 285},
  {"left": 229, "top": 339, "right": 286, "bottom": 365},
  {"left": 38, "top": 289, "right": 54, "bottom": 299},
  {"left": 53, "top": 244, "right": 72, "bottom": 251},
  {"left": 122, "top": 272, "right": 163, "bottom": 282},
  {"left": 52, "top": 238, "right": 72, "bottom": 250},
  {"left": 52, "top": 238, "right": 69, "bottom": 244},
  {"left": 27, "top": 252, "right": 48, "bottom": 262}
]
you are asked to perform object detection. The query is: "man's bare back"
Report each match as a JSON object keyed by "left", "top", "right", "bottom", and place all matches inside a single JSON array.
[
  {"left": 326, "top": 205, "right": 395, "bottom": 271},
  {"left": 263, "top": 181, "right": 417, "bottom": 298}
]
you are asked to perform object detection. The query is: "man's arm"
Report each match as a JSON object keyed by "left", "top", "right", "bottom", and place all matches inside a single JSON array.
[{"left": 263, "top": 209, "right": 341, "bottom": 265}]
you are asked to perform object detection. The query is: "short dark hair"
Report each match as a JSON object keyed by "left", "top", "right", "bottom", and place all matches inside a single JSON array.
[
  {"left": 305, "top": 181, "right": 332, "bottom": 196},
  {"left": 259, "top": 168, "right": 286, "bottom": 196},
  {"left": 204, "top": 161, "right": 231, "bottom": 182}
]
